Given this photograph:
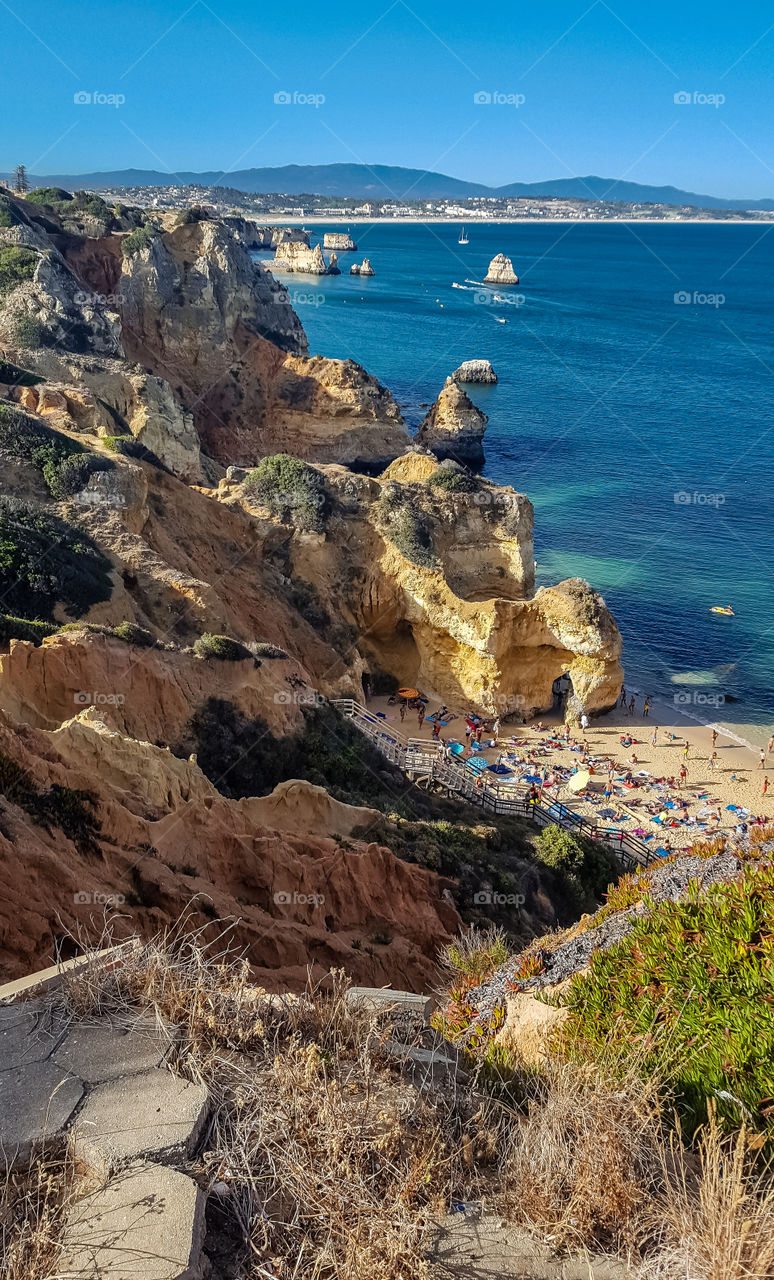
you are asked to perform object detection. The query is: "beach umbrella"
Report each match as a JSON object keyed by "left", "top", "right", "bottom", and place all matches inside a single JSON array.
[
  {"left": 397, "top": 687, "right": 419, "bottom": 700},
  {"left": 567, "top": 769, "right": 591, "bottom": 793}
]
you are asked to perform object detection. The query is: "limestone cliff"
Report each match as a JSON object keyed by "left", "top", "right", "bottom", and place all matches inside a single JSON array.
[
  {"left": 415, "top": 377, "right": 488, "bottom": 466},
  {"left": 0, "top": 193, "right": 408, "bottom": 473},
  {"left": 350, "top": 258, "right": 375, "bottom": 276},
  {"left": 323, "top": 232, "right": 357, "bottom": 251},
  {"left": 222, "top": 219, "right": 310, "bottom": 249},
  {"left": 452, "top": 359, "right": 497, "bottom": 384},
  {"left": 484, "top": 253, "right": 519, "bottom": 284},
  {"left": 272, "top": 241, "right": 339, "bottom": 275}
]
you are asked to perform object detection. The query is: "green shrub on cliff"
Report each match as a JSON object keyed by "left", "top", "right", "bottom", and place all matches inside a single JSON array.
[
  {"left": 10, "top": 315, "right": 47, "bottom": 349},
  {"left": 0, "top": 497, "right": 113, "bottom": 620},
  {"left": 176, "top": 206, "right": 213, "bottom": 225},
  {"left": 558, "top": 864, "right": 774, "bottom": 1136},
  {"left": 0, "top": 195, "right": 24, "bottom": 228},
  {"left": 24, "top": 187, "right": 73, "bottom": 206},
  {"left": 193, "top": 633, "right": 252, "bottom": 662},
  {"left": 0, "top": 246, "right": 38, "bottom": 296},
  {"left": 534, "top": 824, "right": 619, "bottom": 919},
  {"left": 428, "top": 461, "right": 478, "bottom": 493},
  {"left": 121, "top": 224, "right": 157, "bottom": 257},
  {"left": 0, "top": 614, "right": 57, "bottom": 645},
  {"left": 245, "top": 454, "right": 329, "bottom": 533},
  {"left": 0, "top": 403, "right": 113, "bottom": 499}
]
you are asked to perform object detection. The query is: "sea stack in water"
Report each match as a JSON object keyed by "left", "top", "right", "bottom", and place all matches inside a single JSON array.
[
  {"left": 273, "top": 242, "right": 339, "bottom": 275},
  {"left": 484, "top": 253, "right": 519, "bottom": 284},
  {"left": 451, "top": 359, "right": 497, "bottom": 385},
  {"left": 350, "top": 258, "right": 375, "bottom": 276},
  {"left": 324, "top": 232, "right": 357, "bottom": 252},
  {"left": 415, "top": 377, "right": 488, "bottom": 467}
]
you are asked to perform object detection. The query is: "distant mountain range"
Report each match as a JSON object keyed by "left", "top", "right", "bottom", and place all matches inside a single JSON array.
[{"left": 8, "top": 164, "right": 774, "bottom": 210}]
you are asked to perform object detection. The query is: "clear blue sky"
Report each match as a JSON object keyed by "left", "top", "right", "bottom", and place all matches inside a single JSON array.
[{"left": 2, "top": 0, "right": 773, "bottom": 196}]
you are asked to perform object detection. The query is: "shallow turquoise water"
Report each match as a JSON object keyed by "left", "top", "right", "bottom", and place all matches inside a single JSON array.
[{"left": 258, "top": 221, "right": 774, "bottom": 743}]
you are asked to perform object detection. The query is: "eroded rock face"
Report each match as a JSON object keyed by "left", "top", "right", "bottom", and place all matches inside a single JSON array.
[
  {"left": 222, "top": 219, "right": 310, "bottom": 249},
  {"left": 0, "top": 690, "right": 460, "bottom": 992},
  {"left": 484, "top": 253, "right": 519, "bottom": 284},
  {"left": 272, "top": 241, "right": 338, "bottom": 275},
  {"left": 452, "top": 359, "right": 497, "bottom": 385},
  {"left": 415, "top": 378, "right": 488, "bottom": 466},
  {"left": 323, "top": 233, "right": 357, "bottom": 251},
  {"left": 350, "top": 258, "right": 375, "bottom": 276}
]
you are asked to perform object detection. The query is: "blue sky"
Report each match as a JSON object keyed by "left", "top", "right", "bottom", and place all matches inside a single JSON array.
[{"left": 2, "top": 0, "right": 773, "bottom": 196}]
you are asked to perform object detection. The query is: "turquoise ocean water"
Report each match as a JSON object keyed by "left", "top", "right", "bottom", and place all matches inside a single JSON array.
[{"left": 257, "top": 221, "right": 774, "bottom": 744}]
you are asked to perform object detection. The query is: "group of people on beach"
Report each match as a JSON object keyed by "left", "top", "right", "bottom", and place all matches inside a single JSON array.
[{"left": 380, "top": 682, "right": 773, "bottom": 851}]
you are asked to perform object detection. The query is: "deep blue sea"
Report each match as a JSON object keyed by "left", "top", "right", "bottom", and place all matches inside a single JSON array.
[{"left": 257, "top": 222, "right": 774, "bottom": 745}]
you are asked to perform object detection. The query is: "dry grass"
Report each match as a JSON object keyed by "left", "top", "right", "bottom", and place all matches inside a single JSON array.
[
  {"left": 0, "top": 1140, "right": 80, "bottom": 1280},
  {"left": 642, "top": 1107, "right": 774, "bottom": 1279},
  {"left": 52, "top": 916, "right": 506, "bottom": 1280},
  {"left": 6, "top": 915, "right": 773, "bottom": 1279},
  {"left": 495, "top": 1054, "right": 667, "bottom": 1256}
]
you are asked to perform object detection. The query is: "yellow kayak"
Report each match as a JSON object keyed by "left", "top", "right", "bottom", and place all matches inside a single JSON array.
[{"left": 709, "top": 606, "right": 735, "bottom": 615}]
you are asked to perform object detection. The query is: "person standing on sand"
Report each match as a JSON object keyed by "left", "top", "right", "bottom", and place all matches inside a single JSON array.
[
  {"left": 432, "top": 720, "right": 441, "bottom": 740},
  {"left": 760, "top": 748, "right": 766, "bottom": 770},
  {"left": 679, "top": 764, "right": 688, "bottom": 786},
  {"left": 768, "top": 735, "right": 774, "bottom": 759},
  {"left": 651, "top": 726, "right": 658, "bottom": 746},
  {"left": 580, "top": 712, "right": 589, "bottom": 731},
  {"left": 711, "top": 728, "right": 718, "bottom": 748},
  {"left": 619, "top": 685, "right": 627, "bottom": 708},
  {"left": 493, "top": 717, "right": 501, "bottom": 739},
  {"left": 764, "top": 776, "right": 769, "bottom": 798},
  {"left": 629, "top": 694, "right": 635, "bottom": 716},
  {"left": 683, "top": 741, "right": 690, "bottom": 761},
  {"left": 399, "top": 702, "right": 406, "bottom": 723},
  {"left": 708, "top": 750, "right": 717, "bottom": 771},
  {"left": 418, "top": 705, "right": 425, "bottom": 731},
  {"left": 643, "top": 697, "right": 650, "bottom": 718}
]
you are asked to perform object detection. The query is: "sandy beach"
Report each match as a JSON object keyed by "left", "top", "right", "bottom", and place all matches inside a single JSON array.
[{"left": 368, "top": 686, "right": 774, "bottom": 850}]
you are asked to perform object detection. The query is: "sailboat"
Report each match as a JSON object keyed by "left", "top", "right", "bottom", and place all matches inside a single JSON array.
[{"left": 458, "top": 226, "right": 469, "bottom": 245}]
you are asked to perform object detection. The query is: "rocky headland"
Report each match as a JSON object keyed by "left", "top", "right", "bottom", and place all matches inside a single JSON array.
[
  {"left": 350, "top": 257, "right": 375, "bottom": 276},
  {"left": 0, "top": 187, "right": 623, "bottom": 992}
]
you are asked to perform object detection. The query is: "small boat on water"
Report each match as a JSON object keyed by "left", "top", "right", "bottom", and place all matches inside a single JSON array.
[
  {"left": 458, "top": 226, "right": 469, "bottom": 244},
  {"left": 495, "top": 316, "right": 507, "bottom": 323},
  {"left": 452, "top": 282, "right": 464, "bottom": 289},
  {"left": 710, "top": 606, "right": 735, "bottom": 615}
]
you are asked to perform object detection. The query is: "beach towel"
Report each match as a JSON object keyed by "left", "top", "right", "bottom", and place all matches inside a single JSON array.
[{"left": 466, "top": 756, "right": 488, "bottom": 775}]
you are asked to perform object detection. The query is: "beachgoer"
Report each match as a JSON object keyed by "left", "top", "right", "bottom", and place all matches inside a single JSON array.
[
  {"left": 643, "top": 697, "right": 650, "bottom": 718},
  {"left": 399, "top": 702, "right": 406, "bottom": 722},
  {"left": 679, "top": 765, "right": 687, "bottom": 786},
  {"left": 465, "top": 723, "right": 472, "bottom": 741},
  {"left": 683, "top": 742, "right": 689, "bottom": 760},
  {"left": 708, "top": 750, "right": 717, "bottom": 770},
  {"left": 418, "top": 705, "right": 425, "bottom": 730},
  {"left": 629, "top": 695, "right": 635, "bottom": 716},
  {"left": 711, "top": 729, "right": 718, "bottom": 748},
  {"left": 580, "top": 712, "right": 589, "bottom": 731},
  {"left": 768, "top": 735, "right": 774, "bottom": 758},
  {"left": 619, "top": 685, "right": 627, "bottom": 707},
  {"left": 493, "top": 717, "right": 501, "bottom": 738},
  {"left": 475, "top": 726, "right": 483, "bottom": 744},
  {"left": 651, "top": 727, "right": 657, "bottom": 746},
  {"left": 764, "top": 776, "right": 769, "bottom": 797},
  {"left": 432, "top": 721, "right": 441, "bottom": 740},
  {"left": 760, "top": 749, "right": 766, "bottom": 770}
]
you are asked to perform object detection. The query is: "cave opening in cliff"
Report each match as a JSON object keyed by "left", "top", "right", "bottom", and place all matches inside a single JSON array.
[
  {"left": 553, "top": 672, "right": 573, "bottom": 714},
  {"left": 365, "top": 618, "right": 422, "bottom": 692}
]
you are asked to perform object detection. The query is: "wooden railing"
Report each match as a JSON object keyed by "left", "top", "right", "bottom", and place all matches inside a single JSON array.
[{"left": 332, "top": 698, "right": 654, "bottom": 869}]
